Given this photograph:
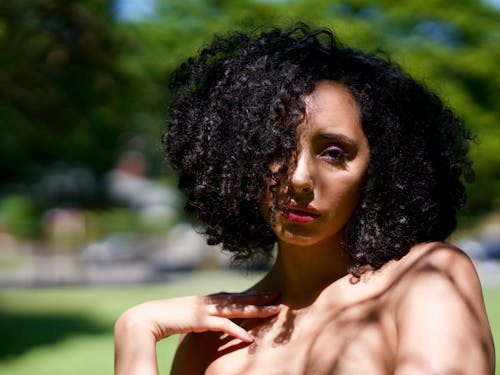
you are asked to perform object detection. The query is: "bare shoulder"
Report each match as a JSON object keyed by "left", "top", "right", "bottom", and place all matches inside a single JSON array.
[
  {"left": 388, "top": 242, "right": 495, "bottom": 374},
  {"left": 392, "top": 242, "right": 482, "bottom": 292},
  {"left": 391, "top": 242, "right": 489, "bottom": 320}
]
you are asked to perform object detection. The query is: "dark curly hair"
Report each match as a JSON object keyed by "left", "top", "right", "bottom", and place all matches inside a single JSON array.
[{"left": 162, "top": 23, "right": 474, "bottom": 275}]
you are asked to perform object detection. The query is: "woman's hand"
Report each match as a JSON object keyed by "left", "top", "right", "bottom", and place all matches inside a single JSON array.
[{"left": 114, "top": 291, "right": 280, "bottom": 375}]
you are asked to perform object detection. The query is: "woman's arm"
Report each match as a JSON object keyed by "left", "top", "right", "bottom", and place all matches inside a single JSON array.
[
  {"left": 394, "top": 246, "right": 495, "bottom": 375},
  {"left": 114, "top": 292, "right": 280, "bottom": 375}
]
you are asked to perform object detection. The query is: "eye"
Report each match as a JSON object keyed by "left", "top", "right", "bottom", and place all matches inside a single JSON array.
[{"left": 319, "top": 145, "right": 349, "bottom": 164}]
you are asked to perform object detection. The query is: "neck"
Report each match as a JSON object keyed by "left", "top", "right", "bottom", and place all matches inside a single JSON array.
[{"left": 260, "top": 233, "right": 351, "bottom": 308}]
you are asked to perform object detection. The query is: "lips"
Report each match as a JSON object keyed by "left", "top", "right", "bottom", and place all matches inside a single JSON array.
[{"left": 281, "top": 206, "right": 320, "bottom": 223}]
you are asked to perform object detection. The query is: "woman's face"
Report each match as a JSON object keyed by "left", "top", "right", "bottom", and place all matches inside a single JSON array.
[{"left": 263, "top": 80, "right": 370, "bottom": 247}]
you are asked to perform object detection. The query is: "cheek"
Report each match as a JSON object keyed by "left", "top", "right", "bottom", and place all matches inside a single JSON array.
[
  {"left": 324, "top": 176, "right": 364, "bottom": 217},
  {"left": 342, "top": 184, "right": 363, "bottom": 215},
  {"left": 334, "top": 157, "right": 369, "bottom": 212}
]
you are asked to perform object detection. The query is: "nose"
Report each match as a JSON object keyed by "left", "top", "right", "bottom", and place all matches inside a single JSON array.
[{"left": 289, "top": 152, "right": 313, "bottom": 194}]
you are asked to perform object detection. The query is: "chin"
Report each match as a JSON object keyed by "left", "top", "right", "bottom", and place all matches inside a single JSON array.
[
  {"left": 279, "top": 236, "right": 318, "bottom": 247},
  {"left": 276, "top": 229, "right": 328, "bottom": 247},
  {"left": 272, "top": 222, "right": 345, "bottom": 249}
]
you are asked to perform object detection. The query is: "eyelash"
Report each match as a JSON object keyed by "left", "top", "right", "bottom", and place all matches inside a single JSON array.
[{"left": 319, "top": 145, "right": 349, "bottom": 163}]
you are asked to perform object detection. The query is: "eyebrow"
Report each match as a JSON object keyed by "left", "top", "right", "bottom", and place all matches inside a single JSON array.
[{"left": 313, "top": 133, "right": 359, "bottom": 150}]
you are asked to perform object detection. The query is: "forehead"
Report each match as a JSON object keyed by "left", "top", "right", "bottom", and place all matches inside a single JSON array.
[{"left": 301, "top": 80, "right": 364, "bottom": 139}]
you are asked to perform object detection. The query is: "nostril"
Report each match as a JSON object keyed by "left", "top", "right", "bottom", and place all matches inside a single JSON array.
[{"left": 289, "top": 176, "right": 313, "bottom": 194}]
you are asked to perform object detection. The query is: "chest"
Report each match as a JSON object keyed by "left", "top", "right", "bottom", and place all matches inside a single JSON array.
[{"left": 205, "top": 300, "right": 397, "bottom": 375}]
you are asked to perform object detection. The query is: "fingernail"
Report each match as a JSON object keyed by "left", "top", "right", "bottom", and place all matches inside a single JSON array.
[
  {"left": 245, "top": 333, "right": 255, "bottom": 342},
  {"left": 265, "top": 305, "right": 280, "bottom": 312}
]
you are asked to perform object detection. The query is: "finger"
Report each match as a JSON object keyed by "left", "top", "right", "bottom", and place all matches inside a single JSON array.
[
  {"left": 200, "top": 316, "right": 255, "bottom": 342},
  {"left": 206, "top": 291, "right": 280, "bottom": 305},
  {"left": 207, "top": 303, "right": 281, "bottom": 318}
]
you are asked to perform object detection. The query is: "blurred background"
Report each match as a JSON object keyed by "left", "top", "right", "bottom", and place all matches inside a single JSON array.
[{"left": 0, "top": 0, "right": 499, "bottom": 373}]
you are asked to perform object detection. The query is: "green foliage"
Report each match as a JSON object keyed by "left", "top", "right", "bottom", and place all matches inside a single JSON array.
[
  {"left": 0, "top": 195, "right": 39, "bottom": 238},
  {"left": 1, "top": 0, "right": 499, "bottom": 219},
  {"left": 0, "top": 0, "right": 130, "bottom": 187},
  {"left": 87, "top": 208, "right": 139, "bottom": 236},
  {"left": 122, "top": 0, "right": 500, "bottom": 216},
  {"left": 85, "top": 206, "right": 176, "bottom": 238}
]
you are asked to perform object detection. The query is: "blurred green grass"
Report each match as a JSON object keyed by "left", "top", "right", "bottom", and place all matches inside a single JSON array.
[
  {"left": 0, "top": 271, "right": 263, "bottom": 375},
  {"left": 0, "top": 271, "right": 498, "bottom": 375}
]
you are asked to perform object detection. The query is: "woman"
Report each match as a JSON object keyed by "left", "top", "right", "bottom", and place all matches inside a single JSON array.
[{"left": 115, "top": 24, "right": 495, "bottom": 374}]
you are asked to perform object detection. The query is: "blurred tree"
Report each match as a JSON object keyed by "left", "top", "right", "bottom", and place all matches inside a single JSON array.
[
  {"left": 1, "top": 0, "right": 499, "bottom": 220},
  {"left": 0, "top": 0, "right": 129, "bottom": 203},
  {"left": 121, "top": 0, "right": 500, "bottom": 217}
]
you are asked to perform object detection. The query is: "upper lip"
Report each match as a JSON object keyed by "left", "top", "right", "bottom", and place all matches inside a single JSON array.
[{"left": 282, "top": 204, "right": 320, "bottom": 216}]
